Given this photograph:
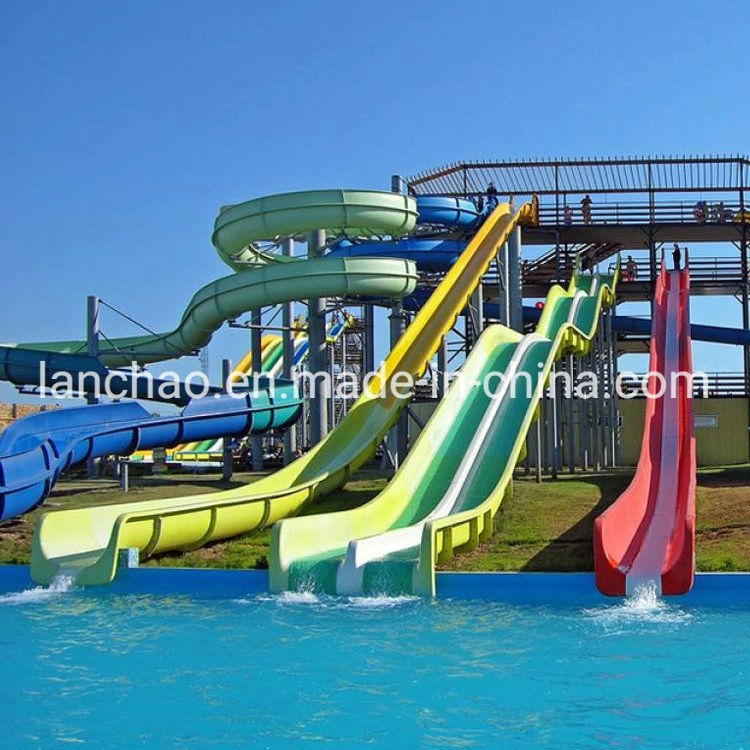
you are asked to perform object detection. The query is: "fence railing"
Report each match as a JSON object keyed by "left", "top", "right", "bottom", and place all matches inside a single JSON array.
[
  {"left": 519, "top": 255, "right": 744, "bottom": 286},
  {"left": 538, "top": 200, "right": 749, "bottom": 227},
  {"left": 618, "top": 372, "right": 748, "bottom": 397}
]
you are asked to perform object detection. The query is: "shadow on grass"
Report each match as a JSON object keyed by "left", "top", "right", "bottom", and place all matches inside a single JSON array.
[
  {"left": 519, "top": 466, "right": 750, "bottom": 571},
  {"left": 520, "top": 472, "right": 630, "bottom": 571},
  {"left": 697, "top": 465, "right": 750, "bottom": 487}
]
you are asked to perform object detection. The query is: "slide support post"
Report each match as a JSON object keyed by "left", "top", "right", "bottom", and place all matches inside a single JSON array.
[
  {"left": 308, "top": 229, "right": 328, "bottom": 445},
  {"left": 251, "top": 309, "right": 263, "bottom": 471},
  {"left": 222, "top": 358, "right": 233, "bottom": 482},
  {"left": 282, "top": 237, "right": 297, "bottom": 464},
  {"left": 86, "top": 295, "right": 100, "bottom": 478},
  {"left": 507, "top": 226, "right": 523, "bottom": 331}
]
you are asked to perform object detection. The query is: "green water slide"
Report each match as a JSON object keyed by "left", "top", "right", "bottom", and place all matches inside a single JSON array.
[
  {"left": 270, "top": 269, "right": 618, "bottom": 596},
  {"left": 31, "top": 200, "right": 538, "bottom": 585},
  {"left": 6, "top": 190, "right": 418, "bottom": 367}
]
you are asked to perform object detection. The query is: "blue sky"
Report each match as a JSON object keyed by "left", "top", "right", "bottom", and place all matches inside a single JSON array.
[{"left": 1, "top": 0, "right": 748, "bottom": 405}]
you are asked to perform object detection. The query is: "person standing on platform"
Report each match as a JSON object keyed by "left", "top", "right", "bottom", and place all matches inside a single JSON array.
[
  {"left": 486, "top": 182, "right": 499, "bottom": 211},
  {"left": 581, "top": 194, "right": 593, "bottom": 224},
  {"left": 672, "top": 243, "right": 682, "bottom": 270}
]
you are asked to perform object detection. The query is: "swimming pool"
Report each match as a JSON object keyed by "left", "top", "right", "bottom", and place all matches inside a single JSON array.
[{"left": 1, "top": 567, "right": 749, "bottom": 748}]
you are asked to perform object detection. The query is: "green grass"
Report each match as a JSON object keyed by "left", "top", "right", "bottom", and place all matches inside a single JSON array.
[{"left": 0, "top": 465, "right": 748, "bottom": 572}]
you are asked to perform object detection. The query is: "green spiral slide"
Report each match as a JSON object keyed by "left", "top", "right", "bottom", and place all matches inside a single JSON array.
[{"left": 5, "top": 190, "right": 418, "bottom": 366}]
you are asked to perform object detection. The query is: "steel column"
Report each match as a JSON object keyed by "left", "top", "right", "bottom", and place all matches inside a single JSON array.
[
  {"left": 221, "top": 358, "right": 233, "bottom": 481},
  {"left": 507, "top": 226, "right": 523, "bottom": 331},
  {"left": 308, "top": 229, "right": 327, "bottom": 445},
  {"left": 388, "top": 300, "right": 408, "bottom": 466},
  {"left": 250, "top": 308, "right": 263, "bottom": 471},
  {"left": 86, "top": 295, "right": 100, "bottom": 478},
  {"left": 282, "top": 237, "right": 297, "bottom": 464}
]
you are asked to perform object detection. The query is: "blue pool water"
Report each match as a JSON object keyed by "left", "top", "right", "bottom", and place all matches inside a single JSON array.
[{"left": 2, "top": 568, "right": 750, "bottom": 749}]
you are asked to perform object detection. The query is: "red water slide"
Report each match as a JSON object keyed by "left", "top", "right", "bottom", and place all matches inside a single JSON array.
[{"left": 594, "top": 262, "right": 696, "bottom": 596}]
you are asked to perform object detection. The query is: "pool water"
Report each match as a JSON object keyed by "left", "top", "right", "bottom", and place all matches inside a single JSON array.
[{"left": 1, "top": 569, "right": 750, "bottom": 749}]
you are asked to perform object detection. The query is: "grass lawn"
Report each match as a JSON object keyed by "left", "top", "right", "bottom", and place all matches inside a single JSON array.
[{"left": 0, "top": 464, "right": 748, "bottom": 572}]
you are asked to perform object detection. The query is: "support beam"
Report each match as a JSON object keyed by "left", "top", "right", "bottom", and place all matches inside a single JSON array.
[
  {"left": 388, "top": 300, "right": 408, "bottom": 466},
  {"left": 566, "top": 355, "right": 576, "bottom": 473},
  {"left": 250, "top": 309, "right": 263, "bottom": 471},
  {"left": 468, "top": 286, "right": 484, "bottom": 338},
  {"left": 364, "top": 304, "right": 375, "bottom": 376},
  {"left": 550, "top": 364, "right": 560, "bottom": 478},
  {"left": 221, "top": 358, "right": 233, "bottom": 481},
  {"left": 281, "top": 238, "right": 297, "bottom": 464},
  {"left": 437, "top": 338, "right": 447, "bottom": 398},
  {"left": 606, "top": 307, "right": 619, "bottom": 467},
  {"left": 86, "top": 295, "right": 99, "bottom": 478},
  {"left": 507, "top": 226, "right": 523, "bottom": 332},
  {"left": 535, "top": 410, "right": 542, "bottom": 483},
  {"left": 308, "top": 229, "right": 328, "bottom": 445}
]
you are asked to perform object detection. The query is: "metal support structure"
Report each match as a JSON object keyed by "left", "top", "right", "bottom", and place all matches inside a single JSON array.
[
  {"left": 86, "top": 295, "right": 99, "bottom": 478},
  {"left": 740, "top": 167, "right": 750, "bottom": 460},
  {"left": 540, "top": 393, "right": 550, "bottom": 473},
  {"left": 221, "top": 358, "right": 233, "bottom": 481},
  {"left": 496, "top": 252, "right": 510, "bottom": 326},
  {"left": 549, "top": 365, "right": 560, "bottom": 478},
  {"left": 364, "top": 304, "right": 376, "bottom": 376},
  {"left": 566, "top": 355, "right": 576, "bottom": 473},
  {"left": 281, "top": 238, "right": 297, "bottom": 464},
  {"left": 388, "top": 300, "right": 408, "bottom": 466},
  {"left": 606, "top": 307, "right": 619, "bottom": 466},
  {"left": 595, "top": 316, "right": 606, "bottom": 470},
  {"left": 579, "top": 350, "right": 591, "bottom": 471},
  {"left": 535, "top": 410, "right": 542, "bottom": 483},
  {"left": 468, "top": 286, "right": 484, "bottom": 338},
  {"left": 250, "top": 309, "right": 263, "bottom": 471},
  {"left": 390, "top": 174, "right": 406, "bottom": 195},
  {"left": 437, "top": 338, "right": 447, "bottom": 397},
  {"left": 119, "top": 459, "right": 129, "bottom": 493},
  {"left": 507, "top": 227, "right": 523, "bottom": 331},
  {"left": 308, "top": 229, "right": 328, "bottom": 445}
]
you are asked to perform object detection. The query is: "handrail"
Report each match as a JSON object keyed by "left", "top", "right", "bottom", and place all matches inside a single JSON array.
[
  {"left": 538, "top": 200, "right": 748, "bottom": 227},
  {"left": 619, "top": 372, "right": 747, "bottom": 397}
]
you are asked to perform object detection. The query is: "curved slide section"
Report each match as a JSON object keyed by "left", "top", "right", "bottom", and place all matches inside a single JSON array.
[
  {"left": 329, "top": 238, "right": 466, "bottom": 272},
  {"left": 594, "top": 264, "right": 696, "bottom": 596},
  {"left": 31, "top": 199, "right": 539, "bottom": 586},
  {"left": 4, "top": 257, "right": 417, "bottom": 368},
  {"left": 213, "top": 189, "right": 417, "bottom": 270},
  {"left": 0, "top": 383, "right": 301, "bottom": 521},
  {"left": 413, "top": 196, "right": 481, "bottom": 228},
  {"left": 271, "top": 272, "right": 617, "bottom": 596}
]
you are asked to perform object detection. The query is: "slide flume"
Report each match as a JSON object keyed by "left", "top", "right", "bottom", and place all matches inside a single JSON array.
[
  {"left": 0, "top": 383, "right": 300, "bottom": 521},
  {"left": 3, "top": 257, "right": 415, "bottom": 368},
  {"left": 31, "top": 200, "right": 538, "bottom": 585},
  {"left": 271, "top": 270, "right": 617, "bottom": 596},
  {"left": 594, "top": 262, "right": 696, "bottom": 596}
]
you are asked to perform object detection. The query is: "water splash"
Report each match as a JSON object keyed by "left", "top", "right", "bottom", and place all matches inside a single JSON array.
[
  {"left": 583, "top": 579, "right": 692, "bottom": 630},
  {"left": 239, "top": 590, "right": 419, "bottom": 609},
  {"left": 0, "top": 573, "right": 76, "bottom": 606},
  {"left": 247, "top": 589, "right": 320, "bottom": 606},
  {"left": 626, "top": 580, "right": 661, "bottom": 611},
  {"left": 277, "top": 590, "right": 320, "bottom": 605},
  {"left": 346, "top": 594, "right": 418, "bottom": 609}
]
